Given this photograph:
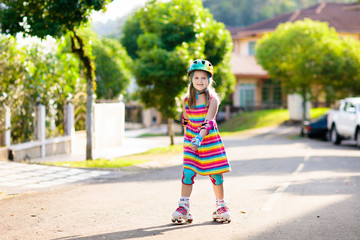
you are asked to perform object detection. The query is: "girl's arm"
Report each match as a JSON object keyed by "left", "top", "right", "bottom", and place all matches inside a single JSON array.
[
  {"left": 199, "top": 97, "right": 219, "bottom": 138},
  {"left": 190, "top": 97, "right": 219, "bottom": 149},
  {"left": 182, "top": 98, "right": 190, "bottom": 119},
  {"left": 182, "top": 98, "right": 189, "bottom": 132}
]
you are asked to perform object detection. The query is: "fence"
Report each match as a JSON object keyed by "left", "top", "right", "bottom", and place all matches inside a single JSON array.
[
  {"left": 2, "top": 104, "right": 74, "bottom": 161},
  {"left": 0, "top": 101, "right": 126, "bottom": 162}
]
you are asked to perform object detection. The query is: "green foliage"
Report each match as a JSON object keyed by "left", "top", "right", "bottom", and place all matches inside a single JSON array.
[
  {"left": 0, "top": 1, "right": 114, "bottom": 159},
  {"left": 0, "top": 0, "right": 112, "bottom": 38},
  {"left": 120, "top": 11, "right": 143, "bottom": 60},
  {"left": 93, "top": 38, "right": 133, "bottom": 99},
  {"left": 336, "top": 37, "right": 360, "bottom": 96},
  {"left": 61, "top": 28, "right": 133, "bottom": 100},
  {"left": 255, "top": 19, "right": 360, "bottom": 103},
  {"left": 0, "top": 35, "right": 84, "bottom": 143},
  {"left": 202, "top": 0, "right": 356, "bottom": 27},
  {"left": 0, "top": 0, "right": 110, "bottom": 95},
  {"left": 122, "top": 0, "right": 235, "bottom": 119},
  {"left": 0, "top": 35, "right": 34, "bottom": 142}
]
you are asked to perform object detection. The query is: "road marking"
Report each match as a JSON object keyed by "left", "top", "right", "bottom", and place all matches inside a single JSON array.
[{"left": 261, "top": 152, "right": 311, "bottom": 211}]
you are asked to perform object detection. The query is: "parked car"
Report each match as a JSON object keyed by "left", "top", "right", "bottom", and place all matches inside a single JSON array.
[
  {"left": 327, "top": 97, "right": 360, "bottom": 147},
  {"left": 303, "top": 113, "right": 329, "bottom": 140}
]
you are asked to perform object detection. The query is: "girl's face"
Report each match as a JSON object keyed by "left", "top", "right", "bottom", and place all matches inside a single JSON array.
[{"left": 192, "top": 70, "right": 209, "bottom": 92}]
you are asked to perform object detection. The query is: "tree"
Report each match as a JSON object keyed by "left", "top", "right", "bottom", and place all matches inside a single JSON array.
[
  {"left": 68, "top": 28, "right": 133, "bottom": 100},
  {"left": 120, "top": 11, "right": 143, "bottom": 60},
  {"left": 255, "top": 18, "right": 360, "bottom": 125},
  {"left": 202, "top": 0, "right": 355, "bottom": 27},
  {"left": 122, "top": 0, "right": 235, "bottom": 144},
  {"left": 92, "top": 37, "right": 133, "bottom": 99},
  {"left": 0, "top": 0, "right": 112, "bottom": 159}
]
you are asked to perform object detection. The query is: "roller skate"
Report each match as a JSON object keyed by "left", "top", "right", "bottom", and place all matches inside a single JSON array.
[
  {"left": 171, "top": 198, "right": 193, "bottom": 224},
  {"left": 213, "top": 200, "right": 231, "bottom": 223}
]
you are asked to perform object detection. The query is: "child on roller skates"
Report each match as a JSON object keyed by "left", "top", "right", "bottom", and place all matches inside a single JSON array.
[{"left": 171, "top": 59, "right": 231, "bottom": 224}]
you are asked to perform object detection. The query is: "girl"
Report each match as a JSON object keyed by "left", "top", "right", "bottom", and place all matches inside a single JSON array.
[{"left": 171, "top": 59, "right": 231, "bottom": 224}]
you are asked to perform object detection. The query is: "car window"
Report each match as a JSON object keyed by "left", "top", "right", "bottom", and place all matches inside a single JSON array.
[{"left": 345, "top": 103, "right": 356, "bottom": 113}]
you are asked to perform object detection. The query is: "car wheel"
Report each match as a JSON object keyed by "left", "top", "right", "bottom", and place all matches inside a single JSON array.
[
  {"left": 300, "top": 127, "right": 305, "bottom": 137},
  {"left": 323, "top": 130, "right": 330, "bottom": 141},
  {"left": 357, "top": 129, "right": 360, "bottom": 148},
  {"left": 331, "top": 126, "right": 341, "bottom": 145}
]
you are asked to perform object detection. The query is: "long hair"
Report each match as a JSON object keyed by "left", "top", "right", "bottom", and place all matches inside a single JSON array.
[{"left": 185, "top": 73, "right": 220, "bottom": 109}]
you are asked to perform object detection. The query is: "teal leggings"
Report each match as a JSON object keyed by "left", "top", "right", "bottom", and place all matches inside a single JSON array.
[{"left": 182, "top": 168, "right": 223, "bottom": 185}]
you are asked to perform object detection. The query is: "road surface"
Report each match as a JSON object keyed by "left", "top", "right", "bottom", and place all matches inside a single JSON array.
[{"left": 1, "top": 125, "right": 359, "bottom": 240}]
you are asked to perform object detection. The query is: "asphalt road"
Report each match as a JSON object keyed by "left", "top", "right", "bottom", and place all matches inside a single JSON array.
[{"left": 1, "top": 125, "right": 360, "bottom": 240}]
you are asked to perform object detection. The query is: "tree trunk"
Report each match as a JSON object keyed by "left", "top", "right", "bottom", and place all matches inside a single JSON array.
[
  {"left": 85, "top": 78, "right": 93, "bottom": 160},
  {"left": 70, "top": 29, "right": 95, "bottom": 160},
  {"left": 167, "top": 118, "right": 174, "bottom": 145},
  {"left": 301, "top": 86, "right": 307, "bottom": 137}
]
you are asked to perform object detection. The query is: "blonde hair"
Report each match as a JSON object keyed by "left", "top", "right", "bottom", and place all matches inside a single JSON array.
[{"left": 185, "top": 74, "right": 220, "bottom": 109}]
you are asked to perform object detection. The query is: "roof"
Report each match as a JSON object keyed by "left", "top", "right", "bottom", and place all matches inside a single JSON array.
[
  {"left": 231, "top": 55, "right": 268, "bottom": 78},
  {"left": 342, "top": 97, "right": 360, "bottom": 103},
  {"left": 231, "top": 2, "right": 360, "bottom": 38}
]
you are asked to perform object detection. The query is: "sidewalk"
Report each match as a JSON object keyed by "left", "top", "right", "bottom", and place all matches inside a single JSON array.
[{"left": 0, "top": 125, "right": 182, "bottom": 198}]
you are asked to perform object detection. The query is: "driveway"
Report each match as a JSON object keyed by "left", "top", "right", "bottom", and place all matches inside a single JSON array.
[{"left": 1, "top": 124, "right": 359, "bottom": 240}]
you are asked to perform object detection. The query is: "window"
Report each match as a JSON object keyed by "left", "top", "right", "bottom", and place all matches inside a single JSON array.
[
  {"left": 262, "top": 79, "right": 282, "bottom": 107},
  {"left": 248, "top": 41, "right": 256, "bottom": 56},
  {"left": 344, "top": 102, "right": 356, "bottom": 113},
  {"left": 239, "top": 84, "right": 256, "bottom": 107}
]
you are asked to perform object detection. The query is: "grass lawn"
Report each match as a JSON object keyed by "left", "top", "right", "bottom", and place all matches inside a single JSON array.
[
  {"left": 43, "top": 144, "right": 183, "bottom": 169},
  {"left": 43, "top": 108, "right": 329, "bottom": 169},
  {"left": 137, "top": 133, "right": 183, "bottom": 137},
  {"left": 310, "top": 107, "right": 329, "bottom": 118},
  {"left": 219, "top": 107, "right": 329, "bottom": 136}
]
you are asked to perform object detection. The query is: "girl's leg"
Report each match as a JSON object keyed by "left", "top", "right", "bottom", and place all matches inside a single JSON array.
[
  {"left": 210, "top": 174, "right": 224, "bottom": 199},
  {"left": 181, "top": 183, "right": 193, "bottom": 197},
  {"left": 181, "top": 168, "right": 196, "bottom": 197},
  {"left": 172, "top": 168, "right": 196, "bottom": 223},
  {"left": 212, "top": 183, "right": 224, "bottom": 199},
  {"left": 210, "top": 174, "right": 231, "bottom": 223}
]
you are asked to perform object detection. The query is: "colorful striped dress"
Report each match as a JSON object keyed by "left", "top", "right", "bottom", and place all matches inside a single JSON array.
[{"left": 183, "top": 97, "right": 231, "bottom": 176}]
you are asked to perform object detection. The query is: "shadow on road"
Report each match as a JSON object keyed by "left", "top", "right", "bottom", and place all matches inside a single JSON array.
[{"left": 54, "top": 221, "right": 219, "bottom": 240}]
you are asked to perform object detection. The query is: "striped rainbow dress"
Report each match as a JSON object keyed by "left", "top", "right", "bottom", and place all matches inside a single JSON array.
[{"left": 183, "top": 97, "right": 231, "bottom": 175}]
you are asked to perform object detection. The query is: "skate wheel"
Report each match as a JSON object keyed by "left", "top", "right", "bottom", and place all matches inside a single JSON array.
[{"left": 188, "top": 218, "right": 193, "bottom": 224}]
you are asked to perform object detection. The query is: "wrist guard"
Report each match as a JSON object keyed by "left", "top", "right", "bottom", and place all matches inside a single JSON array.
[
  {"left": 181, "top": 113, "right": 189, "bottom": 126},
  {"left": 200, "top": 120, "right": 215, "bottom": 135},
  {"left": 192, "top": 134, "right": 203, "bottom": 147}
]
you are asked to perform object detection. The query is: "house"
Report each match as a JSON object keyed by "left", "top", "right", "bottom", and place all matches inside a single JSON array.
[{"left": 230, "top": 2, "right": 360, "bottom": 110}]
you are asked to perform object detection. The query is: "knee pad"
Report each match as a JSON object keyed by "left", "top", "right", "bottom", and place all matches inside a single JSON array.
[
  {"left": 210, "top": 174, "right": 223, "bottom": 185},
  {"left": 182, "top": 168, "right": 196, "bottom": 185}
]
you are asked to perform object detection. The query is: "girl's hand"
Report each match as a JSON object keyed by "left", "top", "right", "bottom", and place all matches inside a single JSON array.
[
  {"left": 190, "top": 135, "right": 202, "bottom": 150},
  {"left": 190, "top": 139, "right": 199, "bottom": 150}
]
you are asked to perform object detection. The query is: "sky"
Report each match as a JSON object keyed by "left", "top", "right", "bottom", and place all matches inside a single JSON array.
[
  {"left": 90, "top": 0, "right": 147, "bottom": 23},
  {"left": 90, "top": 0, "right": 171, "bottom": 23}
]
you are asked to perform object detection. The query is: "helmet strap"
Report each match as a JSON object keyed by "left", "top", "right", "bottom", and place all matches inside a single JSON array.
[{"left": 196, "top": 88, "right": 208, "bottom": 100}]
